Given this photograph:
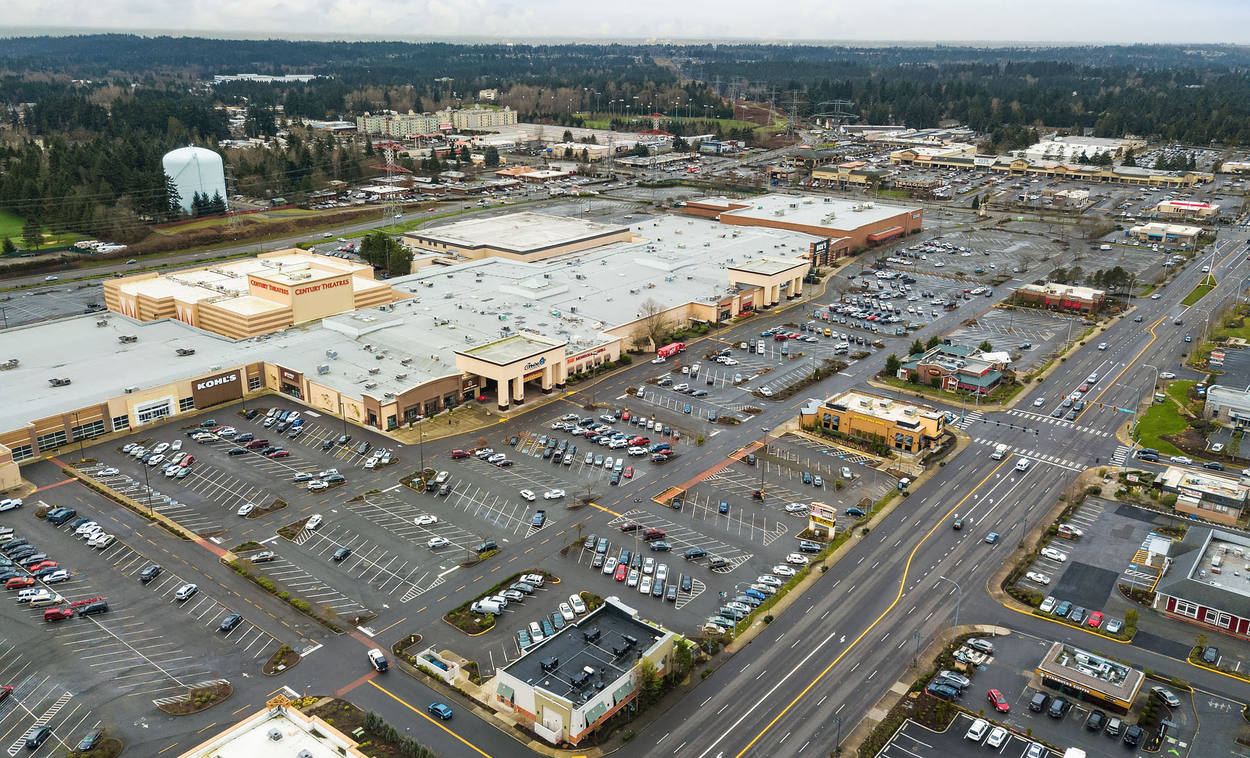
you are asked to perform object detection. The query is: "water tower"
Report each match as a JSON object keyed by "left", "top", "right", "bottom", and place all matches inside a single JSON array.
[{"left": 162, "top": 146, "right": 228, "bottom": 214}]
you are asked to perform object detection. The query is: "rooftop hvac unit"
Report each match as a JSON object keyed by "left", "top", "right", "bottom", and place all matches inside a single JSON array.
[
  {"left": 326, "top": 350, "right": 338, "bottom": 359},
  {"left": 364, "top": 381, "right": 378, "bottom": 389},
  {"left": 124, "top": 386, "right": 139, "bottom": 394},
  {"left": 297, "top": 751, "right": 315, "bottom": 758},
  {"left": 368, "top": 367, "right": 381, "bottom": 375},
  {"left": 268, "top": 728, "right": 283, "bottom": 741},
  {"left": 395, "top": 373, "right": 407, "bottom": 380},
  {"left": 317, "top": 364, "right": 330, "bottom": 375}
]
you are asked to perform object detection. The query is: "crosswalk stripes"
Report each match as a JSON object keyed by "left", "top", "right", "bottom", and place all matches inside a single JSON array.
[
  {"left": 954, "top": 411, "right": 983, "bottom": 430},
  {"left": 1110, "top": 445, "right": 1131, "bottom": 466},
  {"left": 1002, "top": 409, "right": 1112, "bottom": 437},
  {"left": 5, "top": 692, "right": 72, "bottom": 756},
  {"left": 968, "top": 438, "right": 1088, "bottom": 472}
]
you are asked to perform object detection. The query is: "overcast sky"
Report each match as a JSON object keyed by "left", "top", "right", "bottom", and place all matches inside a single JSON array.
[{"left": 6, "top": 0, "right": 1250, "bottom": 44}]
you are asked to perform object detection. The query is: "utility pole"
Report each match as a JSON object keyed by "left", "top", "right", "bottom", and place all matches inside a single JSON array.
[
  {"left": 759, "top": 427, "right": 770, "bottom": 497},
  {"left": 938, "top": 576, "right": 961, "bottom": 642}
]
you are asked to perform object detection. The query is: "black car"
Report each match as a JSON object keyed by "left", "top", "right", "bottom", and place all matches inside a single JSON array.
[
  {"left": 1122, "top": 724, "right": 1144, "bottom": 747},
  {"left": 337, "top": 434, "right": 352, "bottom": 446},
  {"left": 680, "top": 573, "right": 693, "bottom": 592},
  {"left": 77, "top": 600, "right": 109, "bottom": 617},
  {"left": 321, "top": 439, "right": 334, "bottom": 451},
  {"left": 219, "top": 613, "right": 244, "bottom": 632},
  {"left": 139, "top": 564, "right": 162, "bottom": 583},
  {"left": 684, "top": 547, "right": 707, "bottom": 560},
  {"left": 24, "top": 726, "right": 52, "bottom": 748},
  {"left": 474, "top": 540, "right": 498, "bottom": 553},
  {"left": 708, "top": 556, "right": 730, "bottom": 570},
  {"left": 236, "top": 432, "right": 255, "bottom": 443},
  {"left": 332, "top": 546, "right": 352, "bottom": 561},
  {"left": 1028, "top": 691, "right": 1049, "bottom": 712},
  {"left": 1048, "top": 696, "right": 1070, "bottom": 719},
  {"left": 227, "top": 447, "right": 248, "bottom": 456},
  {"left": 355, "top": 441, "right": 371, "bottom": 455},
  {"left": 1086, "top": 709, "right": 1106, "bottom": 731},
  {"left": 649, "top": 541, "right": 671, "bottom": 552},
  {"left": 244, "top": 409, "right": 259, "bottom": 420},
  {"left": 76, "top": 729, "right": 102, "bottom": 751},
  {"left": 665, "top": 584, "right": 678, "bottom": 602},
  {"left": 326, "top": 474, "right": 346, "bottom": 484}
]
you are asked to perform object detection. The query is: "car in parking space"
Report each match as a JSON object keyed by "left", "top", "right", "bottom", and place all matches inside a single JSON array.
[
  {"left": 306, "top": 514, "right": 324, "bottom": 530},
  {"left": 785, "top": 553, "right": 809, "bottom": 566},
  {"left": 502, "top": 589, "right": 524, "bottom": 603},
  {"left": 614, "top": 563, "right": 628, "bottom": 581},
  {"left": 569, "top": 594, "right": 586, "bottom": 614},
  {"left": 1086, "top": 611, "right": 1105, "bottom": 628},
  {"left": 1201, "top": 645, "right": 1219, "bottom": 664},
  {"left": 89, "top": 533, "right": 114, "bottom": 549},
  {"left": 236, "top": 503, "right": 255, "bottom": 517},
  {"left": 757, "top": 575, "right": 783, "bottom": 588},
  {"left": 798, "top": 540, "right": 821, "bottom": 553},
  {"left": 772, "top": 565, "right": 796, "bottom": 577},
  {"left": 650, "top": 541, "right": 672, "bottom": 552},
  {"left": 985, "top": 726, "right": 1008, "bottom": 749},
  {"left": 219, "top": 613, "right": 243, "bottom": 632},
  {"left": 1048, "top": 696, "right": 1070, "bottom": 718},
  {"left": 1040, "top": 547, "right": 1068, "bottom": 561},
  {"left": 964, "top": 718, "right": 989, "bottom": 741},
  {"left": 42, "top": 569, "right": 70, "bottom": 584},
  {"left": 250, "top": 551, "right": 276, "bottom": 563},
  {"left": 1026, "top": 571, "right": 1050, "bottom": 585},
  {"left": 427, "top": 537, "right": 450, "bottom": 549},
  {"left": 174, "top": 582, "right": 198, "bottom": 601},
  {"left": 332, "top": 546, "right": 352, "bottom": 562}
]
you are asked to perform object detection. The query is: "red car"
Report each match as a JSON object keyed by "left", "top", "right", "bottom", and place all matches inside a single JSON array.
[
  {"left": 268, "top": 450, "right": 290, "bottom": 458},
  {"left": 623, "top": 466, "right": 634, "bottom": 479},
  {"left": 0, "top": 685, "right": 10, "bottom": 702},
  {"left": 614, "top": 563, "right": 628, "bottom": 581},
  {"left": 5, "top": 576, "right": 34, "bottom": 590},
  {"left": 43, "top": 607, "right": 74, "bottom": 622},
  {"left": 987, "top": 689, "right": 1010, "bottom": 713},
  {"left": 180, "top": 455, "right": 195, "bottom": 467},
  {"left": 643, "top": 528, "right": 665, "bottom": 541},
  {"left": 1078, "top": 383, "right": 1089, "bottom": 392},
  {"left": 450, "top": 450, "right": 469, "bottom": 459},
  {"left": 1086, "top": 611, "right": 1104, "bottom": 628},
  {"left": 29, "top": 560, "right": 57, "bottom": 572},
  {"left": 621, "top": 411, "right": 631, "bottom": 421}
]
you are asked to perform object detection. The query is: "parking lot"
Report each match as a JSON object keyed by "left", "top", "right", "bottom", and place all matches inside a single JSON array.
[
  {"left": 0, "top": 644, "right": 102, "bottom": 758},
  {"left": 879, "top": 715, "right": 1057, "bottom": 758},
  {"left": 0, "top": 283, "right": 106, "bottom": 329},
  {"left": 945, "top": 307, "right": 1078, "bottom": 373}
]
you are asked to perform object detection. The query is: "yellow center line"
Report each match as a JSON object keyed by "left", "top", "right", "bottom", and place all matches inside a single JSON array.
[
  {"left": 373, "top": 616, "right": 408, "bottom": 636},
  {"left": 368, "top": 680, "right": 494, "bottom": 758},
  {"left": 1074, "top": 314, "right": 1166, "bottom": 424},
  {"left": 195, "top": 721, "right": 218, "bottom": 734},
  {"left": 156, "top": 742, "right": 180, "bottom": 754},
  {"left": 734, "top": 457, "right": 1012, "bottom": 757}
]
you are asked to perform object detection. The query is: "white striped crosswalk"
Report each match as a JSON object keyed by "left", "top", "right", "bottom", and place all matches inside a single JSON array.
[
  {"left": 1003, "top": 408, "right": 1113, "bottom": 437},
  {"left": 1110, "top": 445, "right": 1131, "bottom": 466},
  {"left": 971, "top": 437, "right": 1088, "bottom": 472}
]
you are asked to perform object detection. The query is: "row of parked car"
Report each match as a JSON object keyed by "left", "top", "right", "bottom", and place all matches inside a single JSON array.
[
  {"left": 2, "top": 510, "right": 107, "bottom": 619},
  {"left": 1038, "top": 595, "right": 1124, "bottom": 634}
]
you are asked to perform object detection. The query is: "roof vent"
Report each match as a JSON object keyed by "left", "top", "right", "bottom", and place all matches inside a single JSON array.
[{"left": 268, "top": 728, "right": 283, "bottom": 741}]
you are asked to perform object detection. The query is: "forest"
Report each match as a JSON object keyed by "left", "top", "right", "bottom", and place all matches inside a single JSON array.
[{"left": 4, "top": 36, "right": 1250, "bottom": 243}]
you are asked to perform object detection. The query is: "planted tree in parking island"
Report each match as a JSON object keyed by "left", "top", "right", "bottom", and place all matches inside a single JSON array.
[{"left": 884, "top": 353, "right": 901, "bottom": 376}]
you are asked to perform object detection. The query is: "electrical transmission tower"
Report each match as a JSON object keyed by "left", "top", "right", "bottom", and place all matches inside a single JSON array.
[{"left": 368, "top": 146, "right": 413, "bottom": 225}]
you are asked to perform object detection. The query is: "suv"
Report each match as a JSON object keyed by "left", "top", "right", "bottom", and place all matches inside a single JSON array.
[
  {"left": 1048, "top": 696, "right": 1070, "bottom": 718},
  {"left": 174, "top": 583, "right": 198, "bottom": 601},
  {"left": 139, "top": 564, "right": 162, "bottom": 583}
]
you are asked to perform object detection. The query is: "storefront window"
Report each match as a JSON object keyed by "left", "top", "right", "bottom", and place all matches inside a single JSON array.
[
  {"left": 10, "top": 445, "right": 32, "bottom": 462},
  {"left": 112, "top": 415, "right": 130, "bottom": 432},
  {"left": 386, "top": 415, "right": 397, "bottom": 430}
]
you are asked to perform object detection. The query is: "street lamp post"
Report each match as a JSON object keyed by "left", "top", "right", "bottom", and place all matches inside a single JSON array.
[
  {"left": 418, "top": 422, "right": 425, "bottom": 473},
  {"left": 142, "top": 462, "right": 153, "bottom": 515},
  {"left": 759, "top": 427, "right": 770, "bottom": 497},
  {"left": 831, "top": 715, "right": 842, "bottom": 755},
  {"left": 937, "top": 575, "right": 962, "bottom": 641}
]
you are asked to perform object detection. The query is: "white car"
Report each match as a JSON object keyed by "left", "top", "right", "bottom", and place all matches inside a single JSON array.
[
  {"left": 306, "top": 514, "right": 323, "bottom": 530},
  {"left": 1033, "top": 397, "right": 1045, "bottom": 407},
  {"left": 1026, "top": 571, "right": 1051, "bottom": 585},
  {"left": 487, "top": 453, "right": 507, "bottom": 464},
  {"left": 237, "top": 503, "right": 255, "bottom": 517},
  {"left": 427, "top": 536, "right": 450, "bottom": 549},
  {"left": 964, "top": 718, "right": 990, "bottom": 742},
  {"left": 151, "top": 442, "right": 169, "bottom": 454},
  {"left": 1159, "top": 372, "right": 1176, "bottom": 379},
  {"left": 602, "top": 557, "right": 618, "bottom": 575},
  {"left": 307, "top": 480, "right": 328, "bottom": 491},
  {"left": 639, "top": 575, "right": 652, "bottom": 595},
  {"left": 1040, "top": 547, "right": 1068, "bottom": 562},
  {"left": 146, "top": 454, "right": 165, "bottom": 467},
  {"left": 89, "top": 533, "right": 114, "bottom": 549},
  {"left": 651, "top": 357, "right": 666, "bottom": 364},
  {"left": 1151, "top": 293, "right": 1162, "bottom": 299},
  {"left": 759, "top": 387, "right": 774, "bottom": 397},
  {"left": 97, "top": 467, "right": 119, "bottom": 477},
  {"left": 558, "top": 602, "right": 575, "bottom": 621},
  {"left": 985, "top": 727, "right": 1008, "bottom": 748},
  {"left": 1169, "top": 455, "right": 1193, "bottom": 465},
  {"left": 757, "top": 575, "right": 783, "bottom": 588},
  {"left": 784, "top": 502, "right": 809, "bottom": 513},
  {"left": 218, "top": 427, "right": 236, "bottom": 436},
  {"left": 519, "top": 489, "right": 536, "bottom": 501},
  {"left": 414, "top": 514, "right": 439, "bottom": 526},
  {"left": 1097, "top": 342, "right": 1108, "bottom": 351},
  {"left": 772, "top": 565, "right": 797, "bottom": 577},
  {"left": 785, "top": 553, "right": 810, "bottom": 566},
  {"left": 543, "top": 489, "right": 566, "bottom": 500},
  {"left": 569, "top": 594, "right": 587, "bottom": 614},
  {"left": 75, "top": 521, "right": 99, "bottom": 536},
  {"left": 170, "top": 440, "right": 182, "bottom": 450}
]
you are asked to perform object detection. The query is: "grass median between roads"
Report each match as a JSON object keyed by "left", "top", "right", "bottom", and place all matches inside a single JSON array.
[{"left": 1181, "top": 275, "right": 1216, "bottom": 306}]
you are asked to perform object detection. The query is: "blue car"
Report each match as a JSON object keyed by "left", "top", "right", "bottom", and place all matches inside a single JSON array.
[
  {"left": 926, "top": 682, "right": 960, "bottom": 701},
  {"left": 428, "top": 702, "right": 453, "bottom": 720}
]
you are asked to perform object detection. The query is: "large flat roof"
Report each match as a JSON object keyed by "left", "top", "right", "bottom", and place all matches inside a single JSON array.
[
  {"left": 2, "top": 209, "right": 824, "bottom": 431},
  {"left": 1159, "top": 528, "right": 1250, "bottom": 608},
  {"left": 710, "top": 193, "right": 919, "bottom": 231},
  {"left": 727, "top": 257, "right": 808, "bottom": 277},
  {"left": 503, "top": 599, "right": 666, "bottom": 703},
  {"left": 408, "top": 212, "right": 628, "bottom": 255},
  {"left": 459, "top": 333, "right": 563, "bottom": 365},
  {"left": 1036, "top": 642, "right": 1144, "bottom": 702},
  {"left": 117, "top": 250, "right": 369, "bottom": 304}
]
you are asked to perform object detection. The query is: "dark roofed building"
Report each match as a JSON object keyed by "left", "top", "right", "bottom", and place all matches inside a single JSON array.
[
  {"left": 1153, "top": 527, "right": 1250, "bottom": 640},
  {"left": 492, "top": 597, "right": 677, "bottom": 746}
]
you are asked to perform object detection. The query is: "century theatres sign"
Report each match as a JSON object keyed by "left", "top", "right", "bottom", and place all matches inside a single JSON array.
[
  {"left": 294, "top": 278, "right": 350, "bottom": 296},
  {"left": 191, "top": 369, "right": 243, "bottom": 407}
]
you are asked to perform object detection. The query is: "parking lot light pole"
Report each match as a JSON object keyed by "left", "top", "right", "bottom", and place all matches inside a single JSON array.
[
  {"left": 831, "top": 715, "right": 842, "bottom": 755},
  {"left": 418, "top": 423, "right": 425, "bottom": 473},
  {"left": 71, "top": 411, "right": 85, "bottom": 463},
  {"left": 759, "top": 427, "right": 770, "bottom": 497},
  {"left": 937, "top": 575, "right": 961, "bottom": 641},
  {"left": 142, "top": 462, "right": 153, "bottom": 515}
]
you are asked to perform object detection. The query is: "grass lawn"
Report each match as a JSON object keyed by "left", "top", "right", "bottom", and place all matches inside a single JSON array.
[
  {"left": 0, "top": 209, "right": 22, "bottom": 240},
  {"left": 1136, "top": 402, "right": 1188, "bottom": 456},
  {"left": 1181, "top": 275, "right": 1216, "bottom": 306},
  {"left": 0, "top": 209, "right": 79, "bottom": 249},
  {"left": 1166, "top": 380, "right": 1196, "bottom": 407},
  {"left": 1212, "top": 305, "right": 1250, "bottom": 341}
]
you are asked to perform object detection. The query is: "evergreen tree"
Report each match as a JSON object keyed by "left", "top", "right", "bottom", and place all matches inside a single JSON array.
[
  {"left": 21, "top": 216, "right": 41, "bottom": 250},
  {"left": 1122, "top": 148, "right": 1136, "bottom": 167},
  {"left": 908, "top": 338, "right": 925, "bottom": 355},
  {"left": 1, "top": 238, "right": 15, "bottom": 255},
  {"left": 483, "top": 145, "right": 500, "bottom": 167},
  {"left": 165, "top": 176, "right": 183, "bottom": 218},
  {"left": 884, "top": 353, "right": 901, "bottom": 375}
]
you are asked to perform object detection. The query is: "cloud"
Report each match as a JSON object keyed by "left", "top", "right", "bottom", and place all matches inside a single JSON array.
[{"left": 6, "top": 0, "right": 1250, "bottom": 43}]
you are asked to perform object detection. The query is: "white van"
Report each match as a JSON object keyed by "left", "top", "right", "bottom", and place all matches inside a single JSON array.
[
  {"left": 1015, "top": 459, "right": 1030, "bottom": 472},
  {"left": 991, "top": 443, "right": 1009, "bottom": 460},
  {"left": 472, "top": 599, "right": 504, "bottom": 616}
]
